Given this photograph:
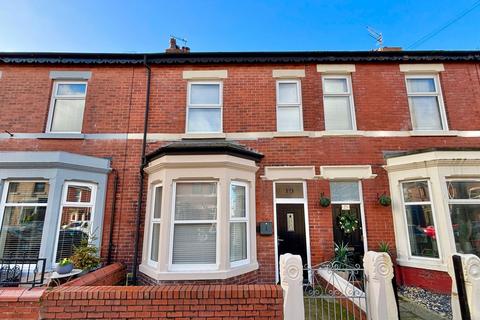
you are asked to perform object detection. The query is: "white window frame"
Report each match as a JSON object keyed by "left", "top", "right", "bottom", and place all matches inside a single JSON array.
[
  {"left": 147, "top": 183, "right": 162, "bottom": 267},
  {"left": 52, "top": 181, "right": 96, "bottom": 265},
  {"left": 229, "top": 181, "right": 250, "bottom": 268},
  {"left": 400, "top": 179, "right": 442, "bottom": 261},
  {"left": 186, "top": 81, "right": 223, "bottom": 134},
  {"left": 405, "top": 74, "right": 448, "bottom": 131},
  {"left": 0, "top": 180, "right": 49, "bottom": 260},
  {"left": 322, "top": 75, "right": 357, "bottom": 131},
  {"left": 46, "top": 80, "right": 88, "bottom": 134},
  {"left": 329, "top": 180, "right": 368, "bottom": 252},
  {"left": 276, "top": 79, "right": 303, "bottom": 132},
  {"left": 168, "top": 181, "right": 220, "bottom": 271}
]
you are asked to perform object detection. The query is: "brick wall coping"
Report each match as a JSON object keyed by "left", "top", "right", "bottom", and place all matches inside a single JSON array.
[
  {"left": 0, "top": 287, "right": 45, "bottom": 302},
  {"left": 61, "top": 262, "right": 125, "bottom": 287},
  {"left": 44, "top": 284, "right": 282, "bottom": 300}
]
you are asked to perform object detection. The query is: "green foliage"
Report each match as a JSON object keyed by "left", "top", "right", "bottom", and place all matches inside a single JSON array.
[
  {"left": 58, "top": 258, "right": 73, "bottom": 267},
  {"left": 70, "top": 236, "right": 101, "bottom": 271},
  {"left": 338, "top": 211, "right": 359, "bottom": 234},
  {"left": 379, "top": 194, "right": 391, "bottom": 206},
  {"left": 378, "top": 241, "right": 391, "bottom": 254},
  {"left": 334, "top": 242, "right": 351, "bottom": 265}
]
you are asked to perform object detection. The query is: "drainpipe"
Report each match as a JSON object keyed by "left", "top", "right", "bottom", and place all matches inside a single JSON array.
[
  {"left": 132, "top": 55, "right": 151, "bottom": 284},
  {"left": 106, "top": 168, "right": 118, "bottom": 265}
]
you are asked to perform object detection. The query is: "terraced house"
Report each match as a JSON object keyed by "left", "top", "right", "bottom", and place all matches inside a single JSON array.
[{"left": 1, "top": 42, "right": 480, "bottom": 296}]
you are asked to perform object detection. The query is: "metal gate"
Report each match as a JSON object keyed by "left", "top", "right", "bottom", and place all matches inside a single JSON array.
[{"left": 304, "top": 261, "right": 368, "bottom": 320}]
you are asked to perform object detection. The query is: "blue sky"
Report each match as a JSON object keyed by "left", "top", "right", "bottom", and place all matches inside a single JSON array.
[{"left": 0, "top": 0, "right": 479, "bottom": 53}]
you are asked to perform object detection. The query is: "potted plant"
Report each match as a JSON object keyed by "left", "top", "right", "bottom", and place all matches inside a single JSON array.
[
  {"left": 333, "top": 242, "right": 352, "bottom": 279},
  {"left": 70, "top": 234, "right": 101, "bottom": 273},
  {"left": 378, "top": 241, "right": 391, "bottom": 255},
  {"left": 56, "top": 258, "right": 74, "bottom": 274}
]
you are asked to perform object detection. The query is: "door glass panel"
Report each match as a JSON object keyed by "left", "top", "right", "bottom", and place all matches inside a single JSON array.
[
  {"left": 275, "top": 183, "right": 303, "bottom": 199},
  {"left": 330, "top": 181, "right": 359, "bottom": 202}
]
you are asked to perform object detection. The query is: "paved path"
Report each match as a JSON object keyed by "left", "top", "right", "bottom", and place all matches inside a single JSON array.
[{"left": 399, "top": 298, "right": 449, "bottom": 320}]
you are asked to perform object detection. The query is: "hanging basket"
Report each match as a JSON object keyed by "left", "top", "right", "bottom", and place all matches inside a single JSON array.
[
  {"left": 378, "top": 193, "right": 391, "bottom": 207},
  {"left": 319, "top": 193, "right": 331, "bottom": 207}
]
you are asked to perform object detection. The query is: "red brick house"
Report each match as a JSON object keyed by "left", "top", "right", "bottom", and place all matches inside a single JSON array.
[{"left": 1, "top": 46, "right": 480, "bottom": 294}]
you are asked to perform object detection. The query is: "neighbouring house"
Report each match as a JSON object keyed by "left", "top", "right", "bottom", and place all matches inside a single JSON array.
[{"left": 1, "top": 41, "right": 480, "bottom": 295}]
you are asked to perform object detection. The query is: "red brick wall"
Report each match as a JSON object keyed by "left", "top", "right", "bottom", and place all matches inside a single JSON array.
[
  {"left": 1, "top": 61, "right": 480, "bottom": 288},
  {"left": 62, "top": 262, "right": 126, "bottom": 287},
  {"left": 0, "top": 288, "right": 45, "bottom": 320},
  {"left": 396, "top": 266, "right": 452, "bottom": 294},
  {"left": 40, "top": 284, "right": 283, "bottom": 319}
]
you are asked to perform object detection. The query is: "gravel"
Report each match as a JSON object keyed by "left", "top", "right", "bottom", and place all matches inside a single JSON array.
[{"left": 398, "top": 286, "right": 452, "bottom": 319}]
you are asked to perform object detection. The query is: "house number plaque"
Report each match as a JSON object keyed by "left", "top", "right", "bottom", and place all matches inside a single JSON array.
[{"left": 287, "top": 213, "right": 295, "bottom": 231}]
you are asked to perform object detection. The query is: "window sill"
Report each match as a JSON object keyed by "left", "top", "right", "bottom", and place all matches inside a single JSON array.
[
  {"left": 139, "top": 261, "right": 258, "bottom": 281},
  {"left": 273, "top": 131, "right": 311, "bottom": 138},
  {"left": 396, "top": 257, "right": 447, "bottom": 272},
  {"left": 409, "top": 130, "right": 457, "bottom": 137},
  {"left": 181, "top": 133, "right": 227, "bottom": 140},
  {"left": 38, "top": 133, "right": 85, "bottom": 140},
  {"left": 319, "top": 130, "right": 363, "bottom": 137}
]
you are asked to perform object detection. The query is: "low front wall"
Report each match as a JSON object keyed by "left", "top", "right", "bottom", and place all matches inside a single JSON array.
[
  {"left": 396, "top": 265, "right": 451, "bottom": 294},
  {"left": 41, "top": 284, "right": 283, "bottom": 319},
  {"left": 0, "top": 288, "right": 45, "bottom": 320},
  {"left": 62, "top": 262, "right": 126, "bottom": 287}
]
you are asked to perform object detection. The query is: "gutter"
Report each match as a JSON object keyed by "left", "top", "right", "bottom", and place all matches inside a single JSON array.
[{"left": 132, "top": 55, "right": 151, "bottom": 284}]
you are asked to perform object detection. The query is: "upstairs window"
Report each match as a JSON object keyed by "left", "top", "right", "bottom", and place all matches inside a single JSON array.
[
  {"left": 187, "top": 82, "right": 222, "bottom": 133},
  {"left": 405, "top": 75, "right": 447, "bottom": 131},
  {"left": 276, "top": 80, "right": 303, "bottom": 131},
  {"left": 47, "top": 81, "right": 87, "bottom": 133},
  {"left": 322, "top": 76, "right": 356, "bottom": 130}
]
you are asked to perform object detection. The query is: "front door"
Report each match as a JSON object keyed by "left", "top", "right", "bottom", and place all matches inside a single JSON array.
[
  {"left": 276, "top": 203, "right": 308, "bottom": 270},
  {"left": 332, "top": 203, "right": 365, "bottom": 265}
]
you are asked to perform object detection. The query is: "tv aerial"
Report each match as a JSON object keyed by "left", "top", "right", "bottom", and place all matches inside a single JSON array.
[{"left": 366, "top": 26, "right": 383, "bottom": 50}]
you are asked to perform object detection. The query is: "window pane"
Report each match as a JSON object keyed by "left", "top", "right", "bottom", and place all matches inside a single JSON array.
[
  {"left": 403, "top": 181, "right": 430, "bottom": 202},
  {"left": 190, "top": 84, "right": 220, "bottom": 104},
  {"left": 277, "top": 106, "right": 301, "bottom": 131},
  {"left": 65, "top": 185, "right": 92, "bottom": 203},
  {"left": 449, "top": 204, "right": 480, "bottom": 256},
  {"left": 187, "top": 108, "right": 221, "bottom": 132},
  {"left": 330, "top": 181, "right": 360, "bottom": 202},
  {"left": 150, "top": 223, "right": 160, "bottom": 262},
  {"left": 231, "top": 184, "right": 246, "bottom": 218},
  {"left": 56, "top": 207, "right": 91, "bottom": 262},
  {"left": 153, "top": 187, "right": 162, "bottom": 219},
  {"left": 405, "top": 204, "right": 439, "bottom": 258},
  {"left": 275, "top": 183, "right": 303, "bottom": 198},
  {"left": 278, "top": 83, "right": 299, "bottom": 104},
  {"left": 230, "top": 222, "right": 247, "bottom": 262},
  {"left": 0, "top": 206, "right": 46, "bottom": 259},
  {"left": 6, "top": 182, "right": 49, "bottom": 204},
  {"left": 407, "top": 78, "right": 435, "bottom": 93},
  {"left": 172, "top": 224, "right": 216, "bottom": 264},
  {"left": 57, "top": 83, "right": 86, "bottom": 96},
  {"left": 175, "top": 183, "right": 217, "bottom": 220},
  {"left": 324, "top": 78, "right": 348, "bottom": 93},
  {"left": 51, "top": 99, "right": 85, "bottom": 132},
  {"left": 324, "top": 96, "right": 353, "bottom": 130},
  {"left": 447, "top": 181, "right": 480, "bottom": 200},
  {"left": 409, "top": 97, "right": 443, "bottom": 130}
]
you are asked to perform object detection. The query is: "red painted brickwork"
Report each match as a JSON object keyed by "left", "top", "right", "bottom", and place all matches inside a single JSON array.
[
  {"left": 40, "top": 284, "right": 283, "bottom": 319},
  {"left": 1, "top": 61, "right": 480, "bottom": 289},
  {"left": 396, "top": 265, "right": 452, "bottom": 294},
  {"left": 62, "top": 262, "right": 126, "bottom": 287},
  {"left": 0, "top": 288, "right": 45, "bottom": 320}
]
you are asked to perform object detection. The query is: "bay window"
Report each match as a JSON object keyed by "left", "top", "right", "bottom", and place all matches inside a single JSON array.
[
  {"left": 54, "top": 182, "right": 96, "bottom": 262},
  {"left": 187, "top": 82, "right": 222, "bottom": 133},
  {"left": 172, "top": 182, "right": 218, "bottom": 269},
  {"left": 401, "top": 180, "right": 439, "bottom": 259},
  {"left": 148, "top": 185, "right": 162, "bottom": 265},
  {"left": 0, "top": 181, "right": 49, "bottom": 260},
  {"left": 446, "top": 180, "right": 480, "bottom": 256},
  {"left": 230, "top": 182, "right": 249, "bottom": 266}
]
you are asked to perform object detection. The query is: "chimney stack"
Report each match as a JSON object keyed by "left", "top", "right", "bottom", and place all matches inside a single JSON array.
[{"left": 165, "top": 37, "right": 190, "bottom": 54}]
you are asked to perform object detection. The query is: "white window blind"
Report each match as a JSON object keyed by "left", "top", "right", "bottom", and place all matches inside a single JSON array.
[
  {"left": 172, "top": 182, "right": 217, "bottom": 266},
  {"left": 187, "top": 82, "right": 222, "bottom": 133},
  {"left": 406, "top": 76, "right": 446, "bottom": 130},
  {"left": 277, "top": 81, "right": 302, "bottom": 131},
  {"left": 230, "top": 182, "right": 248, "bottom": 265},
  {"left": 55, "top": 182, "right": 96, "bottom": 262},
  {"left": 48, "top": 81, "right": 87, "bottom": 133},
  {"left": 322, "top": 76, "right": 356, "bottom": 130},
  {"left": 0, "top": 181, "right": 49, "bottom": 260}
]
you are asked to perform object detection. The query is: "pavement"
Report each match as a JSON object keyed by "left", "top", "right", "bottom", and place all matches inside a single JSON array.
[{"left": 399, "top": 297, "right": 450, "bottom": 320}]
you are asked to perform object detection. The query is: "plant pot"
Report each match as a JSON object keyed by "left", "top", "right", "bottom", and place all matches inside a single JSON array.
[{"left": 56, "top": 263, "right": 74, "bottom": 274}]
